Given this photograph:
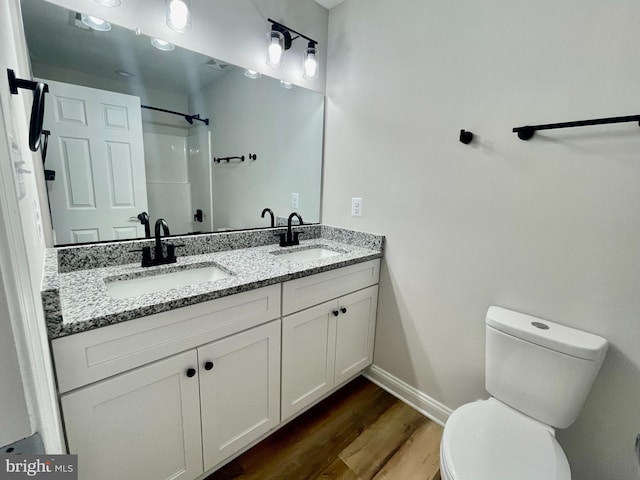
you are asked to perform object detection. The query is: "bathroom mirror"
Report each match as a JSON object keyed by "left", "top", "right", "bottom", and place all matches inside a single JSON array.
[{"left": 20, "top": 0, "right": 323, "bottom": 245}]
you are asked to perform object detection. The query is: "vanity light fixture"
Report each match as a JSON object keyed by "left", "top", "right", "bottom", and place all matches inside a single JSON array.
[
  {"left": 280, "top": 80, "right": 294, "bottom": 89},
  {"left": 151, "top": 38, "right": 175, "bottom": 51},
  {"left": 266, "top": 19, "right": 319, "bottom": 80},
  {"left": 244, "top": 69, "right": 262, "bottom": 79},
  {"left": 94, "top": 0, "right": 121, "bottom": 6},
  {"left": 166, "top": 0, "right": 191, "bottom": 33},
  {"left": 81, "top": 13, "right": 112, "bottom": 31},
  {"left": 302, "top": 43, "right": 319, "bottom": 80}
]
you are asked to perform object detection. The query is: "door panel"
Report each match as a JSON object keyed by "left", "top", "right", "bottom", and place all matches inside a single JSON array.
[
  {"left": 61, "top": 350, "right": 203, "bottom": 480},
  {"left": 334, "top": 286, "right": 378, "bottom": 386},
  {"left": 42, "top": 79, "right": 148, "bottom": 243},
  {"left": 281, "top": 300, "right": 337, "bottom": 421},
  {"left": 199, "top": 320, "right": 281, "bottom": 471}
]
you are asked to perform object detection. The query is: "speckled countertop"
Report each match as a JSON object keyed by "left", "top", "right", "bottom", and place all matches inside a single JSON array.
[{"left": 43, "top": 226, "right": 384, "bottom": 339}]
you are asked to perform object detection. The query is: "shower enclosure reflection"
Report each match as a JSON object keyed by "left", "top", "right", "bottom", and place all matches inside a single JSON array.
[{"left": 21, "top": 0, "right": 323, "bottom": 245}]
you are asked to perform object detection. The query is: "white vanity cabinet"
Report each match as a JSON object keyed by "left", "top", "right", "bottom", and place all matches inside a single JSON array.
[
  {"left": 53, "top": 285, "right": 281, "bottom": 480},
  {"left": 281, "top": 260, "right": 380, "bottom": 421},
  {"left": 61, "top": 320, "right": 281, "bottom": 480},
  {"left": 51, "top": 258, "right": 381, "bottom": 479}
]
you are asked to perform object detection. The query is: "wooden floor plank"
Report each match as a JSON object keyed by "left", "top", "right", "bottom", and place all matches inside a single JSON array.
[
  {"left": 339, "top": 401, "right": 428, "bottom": 479},
  {"left": 371, "top": 421, "right": 443, "bottom": 480},
  {"left": 205, "top": 376, "right": 443, "bottom": 480},
  {"left": 313, "top": 458, "right": 360, "bottom": 480},
  {"left": 206, "top": 377, "right": 397, "bottom": 480}
]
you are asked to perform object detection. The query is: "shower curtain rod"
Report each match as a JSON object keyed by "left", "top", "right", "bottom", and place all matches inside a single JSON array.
[{"left": 141, "top": 104, "right": 209, "bottom": 126}]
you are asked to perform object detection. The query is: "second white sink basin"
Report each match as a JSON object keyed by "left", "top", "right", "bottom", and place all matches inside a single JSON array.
[
  {"left": 274, "top": 247, "right": 342, "bottom": 263},
  {"left": 106, "top": 265, "right": 230, "bottom": 299}
]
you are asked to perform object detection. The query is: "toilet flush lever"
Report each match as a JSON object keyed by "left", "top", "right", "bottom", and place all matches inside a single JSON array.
[{"left": 531, "top": 321, "right": 549, "bottom": 330}]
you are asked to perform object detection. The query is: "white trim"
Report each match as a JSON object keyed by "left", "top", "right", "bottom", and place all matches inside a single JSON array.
[{"left": 363, "top": 364, "right": 452, "bottom": 426}]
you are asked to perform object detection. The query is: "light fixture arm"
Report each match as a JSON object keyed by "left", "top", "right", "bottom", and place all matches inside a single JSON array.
[{"left": 267, "top": 18, "right": 318, "bottom": 49}]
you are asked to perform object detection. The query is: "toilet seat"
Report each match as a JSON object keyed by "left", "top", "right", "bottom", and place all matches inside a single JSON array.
[{"left": 440, "top": 398, "right": 571, "bottom": 480}]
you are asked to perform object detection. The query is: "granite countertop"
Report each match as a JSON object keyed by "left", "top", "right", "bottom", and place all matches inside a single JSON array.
[{"left": 46, "top": 234, "right": 383, "bottom": 339}]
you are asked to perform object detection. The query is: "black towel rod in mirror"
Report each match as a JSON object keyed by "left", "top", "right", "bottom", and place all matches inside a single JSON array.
[
  {"left": 513, "top": 114, "right": 640, "bottom": 140},
  {"left": 7, "top": 69, "right": 49, "bottom": 152}
]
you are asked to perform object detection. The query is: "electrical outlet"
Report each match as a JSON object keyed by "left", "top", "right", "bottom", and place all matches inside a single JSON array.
[
  {"left": 291, "top": 192, "right": 299, "bottom": 209},
  {"left": 351, "top": 197, "right": 363, "bottom": 217}
]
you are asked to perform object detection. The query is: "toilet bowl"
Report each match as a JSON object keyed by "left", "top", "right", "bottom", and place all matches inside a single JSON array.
[
  {"left": 440, "top": 399, "right": 570, "bottom": 480},
  {"left": 440, "top": 306, "right": 608, "bottom": 480}
]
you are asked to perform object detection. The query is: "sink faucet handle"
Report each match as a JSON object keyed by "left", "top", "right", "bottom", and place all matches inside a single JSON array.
[
  {"left": 165, "top": 243, "right": 181, "bottom": 264},
  {"left": 129, "top": 246, "right": 153, "bottom": 267},
  {"left": 292, "top": 232, "right": 302, "bottom": 245},
  {"left": 276, "top": 233, "right": 287, "bottom": 247}
]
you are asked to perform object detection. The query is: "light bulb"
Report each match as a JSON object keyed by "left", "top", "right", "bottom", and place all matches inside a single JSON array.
[
  {"left": 167, "top": 0, "right": 191, "bottom": 32},
  {"left": 266, "top": 31, "right": 285, "bottom": 68},
  {"left": 81, "top": 13, "right": 111, "bottom": 31},
  {"left": 94, "top": 0, "right": 121, "bottom": 6},
  {"left": 244, "top": 69, "right": 262, "bottom": 79},
  {"left": 151, "top": 38, "right": 175, "bottom": 51},
  {"left": 302, "top": 45, "right": 318, "bottom": 80},
  {"left": 280, "top": 80, "right": 294, "bottom": 89}
]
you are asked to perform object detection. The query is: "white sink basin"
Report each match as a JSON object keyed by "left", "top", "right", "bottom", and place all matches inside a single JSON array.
[
  {"left": 106, "top": 265, "right": 230, "bottom": 299},
  {"left": 274, "top": 247, "right": 342, "bottom": 263}
]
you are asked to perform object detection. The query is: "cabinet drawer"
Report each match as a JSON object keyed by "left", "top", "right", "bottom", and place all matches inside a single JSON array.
[
  {"left": 282, "top": 259, "right": 380, "bottom": 315},
  {"left": 52, "top": 284, "right": 281, "bottom": 393}
]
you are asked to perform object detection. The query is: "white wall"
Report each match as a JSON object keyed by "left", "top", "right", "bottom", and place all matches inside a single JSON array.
[
  {"left": 144, "top": 133, "right": 192, "bottom": 233},
  {"left": 323, "top": 1, "right": 640, "bottom": 479},
  {"left": 190, "top": 68, "right": 323, "bottom": 230},
  {"left": 0, "top": 145, "right": 30, "bottom": 447},
  {"left": 0, "top": 0, "right": 64, "bottom": 452},
  {"left": 45, "top": 0, "right": 329, "bottom": 93}
]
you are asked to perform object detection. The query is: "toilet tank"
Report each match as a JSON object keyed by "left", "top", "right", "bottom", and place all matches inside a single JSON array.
[{"left": 485, "top": 306, "right": 608, "bottom": 429}]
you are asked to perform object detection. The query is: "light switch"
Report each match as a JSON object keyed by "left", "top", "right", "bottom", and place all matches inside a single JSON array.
[{"left": 291, "top": 192, "right": 299, "bottom": 209}]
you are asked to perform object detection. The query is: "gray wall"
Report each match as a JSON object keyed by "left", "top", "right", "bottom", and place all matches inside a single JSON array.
[
  {"left": 323, "top": 1, "right": 640, "bottom": 478},
  {"left": 190, "top": 68, "right": 323, "bottom": 230}
]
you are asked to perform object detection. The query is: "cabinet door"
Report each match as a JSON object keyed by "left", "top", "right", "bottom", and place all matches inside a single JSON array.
[
  {"left": 61, "top": 350, "right": 203, "bottom": 480},
  {"left": 335, "top": 285, "right": 378, "bottom": 386},
  {"left": 281, "top": 300, "right": 338, "bottom": 421},
  {"left": 199, "top": 320, "right": 281, "bottom": 471}
]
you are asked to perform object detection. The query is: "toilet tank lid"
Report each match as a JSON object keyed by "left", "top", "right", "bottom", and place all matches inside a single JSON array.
[{"left": 486, "top": 306, "right": 608, "bottom": 361}]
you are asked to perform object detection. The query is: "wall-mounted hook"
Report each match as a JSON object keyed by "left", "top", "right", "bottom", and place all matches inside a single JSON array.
[
  {"left": 7, "top": 69, "right": 49, "bottom": 152},
  {"left": 459, "top": 129, "right": 474, "bottom": 144},
  {"left": 249, "top": 153, "right": 257, "bottom": 160}
]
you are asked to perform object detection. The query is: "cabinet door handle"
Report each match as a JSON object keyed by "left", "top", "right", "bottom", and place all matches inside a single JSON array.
[
  {"left": 332, "top": 310, "right": 339, "bottom": 317},
  {"left": 204, "top": 361, "right": 214, "bottom": 371},
  {"left": 340, "top": 307, "right": 347, "bottom": 314},
  {"left": 186, "top": 368, "right": 196, "bottom": 378}
]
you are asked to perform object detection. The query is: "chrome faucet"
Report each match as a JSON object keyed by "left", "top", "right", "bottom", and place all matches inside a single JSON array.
[
  {"left": 261, "top": 207, "right": 275, "bottom": 227},
  {"left": 278, "top": 212, "right": 303, "bottom": 247}
]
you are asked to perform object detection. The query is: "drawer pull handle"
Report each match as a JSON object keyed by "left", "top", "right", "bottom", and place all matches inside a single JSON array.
[
  {"left": 204, "top": 361, "right": 214, "bottom": 371},
  {"left": 332, "top": 310, "right": 339, "bottom": 317},
  {"left": 340, "top": 307, "right": 347, "bottom": 314},
  {"left": 186, "top": 368, "right": 196, "bottom": 378}
]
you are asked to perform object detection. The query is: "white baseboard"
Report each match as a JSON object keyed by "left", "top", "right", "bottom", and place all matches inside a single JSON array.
[{"left": 363, "top": 364, "right": 452, "bottom": 426}]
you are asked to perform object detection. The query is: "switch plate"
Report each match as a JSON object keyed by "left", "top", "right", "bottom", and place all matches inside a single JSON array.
[
  {"left": 291, "top": 192, "right": 299, "bottom": 208},
  {"left": 351, "top": 197, "right": 363, "bottom": 217}
]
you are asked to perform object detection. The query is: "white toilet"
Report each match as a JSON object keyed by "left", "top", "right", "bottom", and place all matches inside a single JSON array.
[{"left": 440, "top": 306, "right": 608, "bottom": 480}]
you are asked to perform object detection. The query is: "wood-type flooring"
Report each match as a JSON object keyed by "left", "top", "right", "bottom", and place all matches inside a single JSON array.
[{"left": 205, "top": 375, "right": 443, "bottom": 480}]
